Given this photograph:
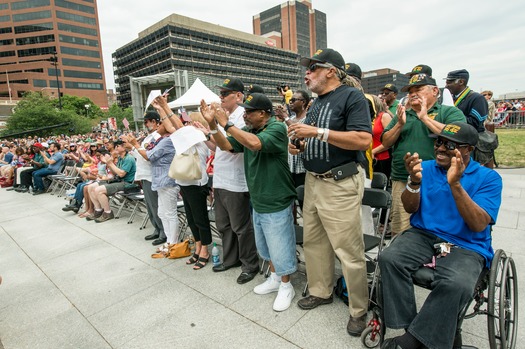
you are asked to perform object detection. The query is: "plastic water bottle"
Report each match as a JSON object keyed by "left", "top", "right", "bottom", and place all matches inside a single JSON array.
[{"left": 212, "top": 242, "right": 221, "bottom": 267}]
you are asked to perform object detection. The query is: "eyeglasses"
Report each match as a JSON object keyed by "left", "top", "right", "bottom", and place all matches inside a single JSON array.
[
  {"left": 307, "top": 63, "right": 333, "bottom": 72},
  {"left": 289, "top": 98, "right": 304, "bottom": 103},
  {"left": 219, "top": 90, "right": 234, "bottom": 98},
  {"left": 434, "top": 138, "right": 469, "bottom": 151}
]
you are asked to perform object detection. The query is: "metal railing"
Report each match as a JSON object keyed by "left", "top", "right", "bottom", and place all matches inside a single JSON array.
[{"left": 494, "top": 111, "right": 525, "bottom": 128}]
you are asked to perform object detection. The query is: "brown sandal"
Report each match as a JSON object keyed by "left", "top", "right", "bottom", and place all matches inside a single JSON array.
[
  {"left": 186, "top": 253, "right": 199, "bottom": 265},
  {"left": 193, "top": 256, "right": 209, "bottom": 270}
]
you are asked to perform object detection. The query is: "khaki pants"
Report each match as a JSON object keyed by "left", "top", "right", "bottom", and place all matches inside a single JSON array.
[
  {"left": 390, "top": 180, "right": 412, "bottom": 235},
  {"left": 303, "top": 169, "right": 368, "bottom": 318}
]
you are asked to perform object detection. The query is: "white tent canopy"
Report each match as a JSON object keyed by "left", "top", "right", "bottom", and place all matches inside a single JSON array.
[{"left": 167, "top": 78, "right": 220, "bottom": 108}]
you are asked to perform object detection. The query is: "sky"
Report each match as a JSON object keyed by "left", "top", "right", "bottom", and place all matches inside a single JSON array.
[{"left": 97, "top": 0, "right": 525, "bottom": 99}]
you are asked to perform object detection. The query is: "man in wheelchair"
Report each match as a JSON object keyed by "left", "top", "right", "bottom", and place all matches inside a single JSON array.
[{"left": 379, "top": 122, "right": 502, "bottom": 349}]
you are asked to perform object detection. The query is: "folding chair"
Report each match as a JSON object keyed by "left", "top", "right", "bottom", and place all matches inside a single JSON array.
[{"left": 371, "top": 172, "right": 388, "bottom": 190}]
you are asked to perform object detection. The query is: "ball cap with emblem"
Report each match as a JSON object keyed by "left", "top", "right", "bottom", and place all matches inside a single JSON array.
[
  {"left": 143, "top": 111, "right": 160, "bottom": 121},
  {"left": 300, "top": 48, "right": 345, "bottom": 71},
  {"left": 445, "top": 69, "right": 470, "bottom": 82},
  {"left": 406, "top": 64, "right": 433, "bottom": 77},
  {"left": 216, "top": 77, "right": 244, "bottom": 93},
  {"left": 247, "top": 84, "right": 264, "bottom": 95},
  {"left": 345, "top": 63, "right": 362, "bottom": 80},
  {"left": 401, "top": 73, "right": 437, "bottom": 92},
  {"left": 381, "top": 83, "right": 398, "bottom": 94},
  {"left": 237, "top": 93, "right": 273, "bottom": 114},
  {"left": 429, "top": 122, "right": 479, "bottom": 146}
]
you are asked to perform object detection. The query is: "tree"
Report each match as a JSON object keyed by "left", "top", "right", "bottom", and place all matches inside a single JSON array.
[
  {"left": 4, "top": 92, "right": 92, "bottom": 137},
  {"left": 104, "top": 104, "right": 133, "bottom": 130}
]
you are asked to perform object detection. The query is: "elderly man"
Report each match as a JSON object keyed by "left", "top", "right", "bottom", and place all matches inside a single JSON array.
[
  {"left": 288, "top": 48, "right": 372, "bottom": 336},
  {"left": 379, "top": 122, "right": 502, "bottom": 349},
  {"left": 208, "top": 78, "right": 260, "bottom": 285},
  {"left": 481, "top": 90, "right": 496, "bottom": 124},
  {"left": 380, "top": 83, "right": 399, "bottom": 115},
  {"left": 32, "top": 142, "right": 64, "bottom": 195},
  {"left": 382, "top": 74, "right": 466, "bottom": 236},
  {"left": 202, "top": 93, "right": 297, "bottom": 312},
  {"left": 86, "top": 140, "right": 136, "bottom": 223}
]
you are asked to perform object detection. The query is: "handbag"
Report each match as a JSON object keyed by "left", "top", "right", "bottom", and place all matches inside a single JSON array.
[
  {"left": 167, "top": 239, "right": 192, "bottom": 259},
  {"left": 168, "top": 146, "right": 201, "bottom": 181}
]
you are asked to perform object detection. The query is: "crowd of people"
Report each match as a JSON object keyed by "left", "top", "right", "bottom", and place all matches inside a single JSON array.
[{"left": 0, "top": 47, "right": 504, "bottom": 349}]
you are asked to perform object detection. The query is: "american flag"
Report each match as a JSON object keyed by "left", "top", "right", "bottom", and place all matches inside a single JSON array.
[{"left": 122, "top": 118, "right": 130, "bottom": 129}]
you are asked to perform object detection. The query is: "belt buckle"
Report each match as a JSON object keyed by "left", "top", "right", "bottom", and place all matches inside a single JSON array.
[{"left": 312, "top": 171, "right": 333, "bottom": 180}]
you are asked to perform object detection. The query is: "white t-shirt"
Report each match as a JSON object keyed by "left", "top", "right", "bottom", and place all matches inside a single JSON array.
[
  {"left": 212, "top": 106, "right": 248, "bottom": 192},
  {"left": 132, "top": 131, "right": 160, "bottom": 181}
]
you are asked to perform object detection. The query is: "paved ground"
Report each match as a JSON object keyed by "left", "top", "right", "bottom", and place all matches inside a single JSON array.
[{"left": 0, "top": 168, "right": 524, "bottom": 349}]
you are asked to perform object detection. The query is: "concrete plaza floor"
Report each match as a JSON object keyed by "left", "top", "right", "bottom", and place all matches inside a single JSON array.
[{"left": 0, "top": 168, "right": 524, "bottom": 349}]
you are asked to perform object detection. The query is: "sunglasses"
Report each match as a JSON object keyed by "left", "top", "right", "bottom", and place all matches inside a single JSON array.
[
  {"left": 435, "top": 138, "right": 469, "bottom": 151},
  {"left": 219, "top": 90, "right": 234, "bottom": 98},
  {"left": 307, "top": 62, "right": 333, "bottom": 72},
  {"left": 290, "top": 98, "right": 304, "bottom": 103}
]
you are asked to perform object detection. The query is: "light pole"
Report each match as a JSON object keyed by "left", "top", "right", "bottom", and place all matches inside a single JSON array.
[
  {"left": 50, "top": 51, "right": 62, "bottom": 109},
  {"left": 84, "top": 104, "right": 90, "bottom": 118}
]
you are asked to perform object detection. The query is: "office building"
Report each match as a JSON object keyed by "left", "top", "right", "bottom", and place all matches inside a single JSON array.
[
  {"left": 0, "top": 0, "right": 107, "bottom": 107},
  {"left": 362, "top": 68, "right": 409, "bottom": 98},
  {"left": 253, "top": 0, "right": 327, "bottom": 58},
  {"left": 112, "top": 13, "right": 301, "bottom": 108}
]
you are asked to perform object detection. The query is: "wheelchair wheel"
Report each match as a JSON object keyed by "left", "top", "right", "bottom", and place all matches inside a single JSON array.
[
  {"left": 488, "top": 250, "right": 518, "bottom": 349},
  {"left": 361, "top": 326, "right": 381, "bottom": 348}
]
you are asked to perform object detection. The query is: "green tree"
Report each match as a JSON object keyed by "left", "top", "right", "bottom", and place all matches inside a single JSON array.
[
  {"left": 104, "top": 104, "right": 133, "bottom": 130},
  {"left": 4, "top": 92, "right": 92, "bottom": 137}
]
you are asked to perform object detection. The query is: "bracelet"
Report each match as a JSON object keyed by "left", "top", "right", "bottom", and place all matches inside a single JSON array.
[
  {"left": 136, "top": 146, "right": 145, "bottom": 151},
  {"left": 209, "top": 129, "right": 218, "bottom": 134},
  {"left": 405, "top": 183, "right": 420, "bottom": 194},
  {"left": 167, "top": 112, "right": 175, "bottom": 118},
  {"left": 205, "top": 133, "right": 211, "bottom": 141},
  {"left": 284, "top": 117, "right": 290, "bottom": 122},
  {"left": 407, "top": 175, "right": 421, "bottom": 186},
  {"left": 316, "top": 128, "right": 324, "bottom": 140},
  {"left": 322, "top": 128, "right": 329, "bottom": 142},
  {"left": 160, "top": 116, "right": 168, "bottom": 121}
]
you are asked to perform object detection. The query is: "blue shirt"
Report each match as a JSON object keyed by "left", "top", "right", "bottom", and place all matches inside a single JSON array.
[
  {"left": 147, "top": 137, "right": 176, "bottom": 191},
  {"left": 410, "top": 159, "right": 502, "bottom": 266},
  {"left": 48, "top": 152, "right": 64, "bottom": 172}
]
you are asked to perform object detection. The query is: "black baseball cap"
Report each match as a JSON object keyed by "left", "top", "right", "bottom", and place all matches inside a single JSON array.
[
  {"left": 216, "top": 77, "right": 244, "bottom": 93},
  {"left": 406, "top": 64, "right": 433, "bottom": 77},
  {"left": 401, "top": 74, "right": 437, "bottom": 92},
  {"left": 237, "top": 93, "right": 273, "bottom": 113},
  {"left": 300, "top": 48, "right": 345, "bottom": 71},
  {"left": 345, "top": 63, "right": 362, "bottom": 80},
  {"left": 429, "top": 122, "right": 479, "bottom": 146},
  {"left": 445, "top": 69, "right": 469, "bottom": 82},
  {"left": 247, "top": 84, "right": 264, "bottom": 94},
  {"left": 381, "top": 83, "right": 398, "bottom": 94},
  {"left": 143, "top": 111, "right": 160, "bottom": 121}
]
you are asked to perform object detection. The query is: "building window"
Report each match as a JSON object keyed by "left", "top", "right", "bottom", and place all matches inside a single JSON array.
[
  {"left": 0, "top": 4, "right": 8, "bottom": 10},
  {"left": 64, "top": 70, "right": 102, "bottom": 79},
  {"left": 33, "top": 79, "right": 47, "bottom": 87},
  {"left": 59, "top": 34, "right": 98, "bottom": 47},
  {"left": 57, "top": 22, "right": 97, "bottom": 36},
  {"left": 0, "top": 51, "right": 16, "bottom": 58},
  {"left": 62, "top": 58, "right": 100, "bottom": 69},
  {"left": 48, "top": 68, "right": 61, "bottom": 76},
  {"left": 14, "top": 22, "right": 54, "bottom": 34},
  {"left": 17, "top": 46, "right": 56, "bottom": 57},
  {"left": 13, "top": 10, "right": 51, "bottom": 22},
  {"left": 0, "top": 15, "right": 11, "bottom": 23},
  {"left": 11, "top": 0, "right": 50, "bottom": 10},
  {"left": 0, "top": 39, "right": 14, "bottom": 46},
  {"left": 65, "top": 81, "right": 103, "bottom": 90},
  {"left": 0, "top": 27, "right": 12, "bottom": 34},
  {"left": 55, "top": 0, "right": 95, "bottom": 14},
  {"left": 16, "top": 34, "right": 55, "bottom": 46},
  {"left": 56, "top": 11, "right": 96, "bottom": 26},
  {"left": 60, "top": 46, "right": 100, "bottom": 58}
]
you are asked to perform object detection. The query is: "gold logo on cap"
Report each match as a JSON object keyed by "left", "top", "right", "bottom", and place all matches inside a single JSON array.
[
  {"left": 443, "top": 124, "right": 461, "bottom": 134},
  {"left": 345, "top": 64, "right": 350, "bottom": 70},
  {"left": 409, "top": 74, "right": 426, "bottom": 84},
  {"left": 246, "top": 95, "right": 253, "bottom": 103},
  {"left": 413, "top": 66, "right": 423, "bottom": 72},
  {"left": 385, "top": 84, "right": 393, "bottom": 88},
  {"left": 223, "top": 79, "right": 230, "bottom": 86},
  {"left": 314, "top": 49, "right": 323, "bottom": 57}
]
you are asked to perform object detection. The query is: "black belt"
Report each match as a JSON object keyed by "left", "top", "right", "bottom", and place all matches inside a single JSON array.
[{"left": 310, "top": 162, "right": 359, "bottom": 181}]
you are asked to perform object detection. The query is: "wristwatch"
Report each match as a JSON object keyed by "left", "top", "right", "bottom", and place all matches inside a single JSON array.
[
  {"left": 407, "top": 175, "right": 421, "bottom": 186},
  {"left": 224, "top": 121, "right": 235, "bottom": 132}
]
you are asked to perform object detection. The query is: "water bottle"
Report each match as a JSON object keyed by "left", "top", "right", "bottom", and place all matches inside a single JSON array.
[{"left": 212, "top": 242, "right": 221, "bottom": 267}]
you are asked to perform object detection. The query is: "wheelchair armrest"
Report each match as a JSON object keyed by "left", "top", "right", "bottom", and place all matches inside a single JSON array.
[{"left": 412, "top": 266, "right": 435, "bottom": 289}]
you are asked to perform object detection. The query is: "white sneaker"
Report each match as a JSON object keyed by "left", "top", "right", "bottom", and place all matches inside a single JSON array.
[
  {"left": 273, "top": 283, "right": 296, "bottom": 312},
  {"left": 253, "top": 276, "right": 281, "bottom": 295}
]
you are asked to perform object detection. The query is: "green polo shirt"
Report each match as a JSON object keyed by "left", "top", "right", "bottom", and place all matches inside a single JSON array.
[
  {"left": 388, "top": 99, "right": 399, "bottom": 115},
  {"left": 228, "top": 117, "right": 296, "bottom": 213},
  {"left": 383, "top": 103, "right": 465, "bottom": 181}
]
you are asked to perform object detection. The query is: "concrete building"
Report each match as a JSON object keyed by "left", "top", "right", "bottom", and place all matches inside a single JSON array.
[
  {"left": 112, "top": 13, "right": 302, "bottom": 107},
  {"left": 253, "top": 0, "right": 327, "bottom": 58},
  {"left": 0, "top": 0, "right": 107, "bottom": 107},
  {"left": 362, "top": 68, "right": 409, "bottom": 98}
]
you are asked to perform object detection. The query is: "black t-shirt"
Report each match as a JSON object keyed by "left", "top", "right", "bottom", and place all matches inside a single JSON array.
[
  {"left": 456, "top": 90, "right": 488, "bottom": 132},
  {"left": 303, "top": 85, "right": 372, "bottom": 173}
]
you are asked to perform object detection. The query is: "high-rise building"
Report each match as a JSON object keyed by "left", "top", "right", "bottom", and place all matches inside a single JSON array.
[
  {"left": 0, "top": 0, "right": 107, "bottom": 107},
  {"left": 112, "top": 13, "right": 301, "bottom": 107},
  {"left": 362, "top": 68, "right": 409, "bottom": 98},
  {"left": 253, "top": 0, "right": 327, "bottom": 58}
]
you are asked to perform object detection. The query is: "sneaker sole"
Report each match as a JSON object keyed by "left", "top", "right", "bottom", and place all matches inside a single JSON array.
[
  {"left": 273, "top": 289, "right": 296, "bottom": 312},
  {"left": 253, "top": 286, "right": 280, "bottom": 295}
]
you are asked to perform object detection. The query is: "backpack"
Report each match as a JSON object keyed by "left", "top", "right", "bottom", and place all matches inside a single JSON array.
[{"left": 334, "top": 276, "right": 349, "bottom": 305}]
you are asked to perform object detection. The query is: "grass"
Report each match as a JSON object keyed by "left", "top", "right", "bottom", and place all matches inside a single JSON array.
[{"left": 494, "top": 128, "right": 525, "bottom": 168}]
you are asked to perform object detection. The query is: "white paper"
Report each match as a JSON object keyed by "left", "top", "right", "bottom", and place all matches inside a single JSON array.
[
  {"left": 144, "top": 90, "right": 161, "bottom": 112},
  {"left": 169, "top": 126, "right": 206, "bottom": 154}
]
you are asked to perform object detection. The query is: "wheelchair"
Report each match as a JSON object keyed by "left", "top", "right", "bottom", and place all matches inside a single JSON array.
[{"left": 361, "top": 249, "right": 518, "bottom": 349}]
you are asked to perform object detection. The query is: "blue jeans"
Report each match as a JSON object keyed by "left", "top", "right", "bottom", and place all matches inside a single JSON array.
[
  {"left": 74, "top": 181, "right": 90, "bottom": 202},
  {"left": 379, "top": 228, "right": 485, "bottom": 349},
  {"left": 252, "top": 202, "right": 297, "bottom": 276},
  {"left": 32, "top": 168, "right": 57, "bottom": 191}
]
